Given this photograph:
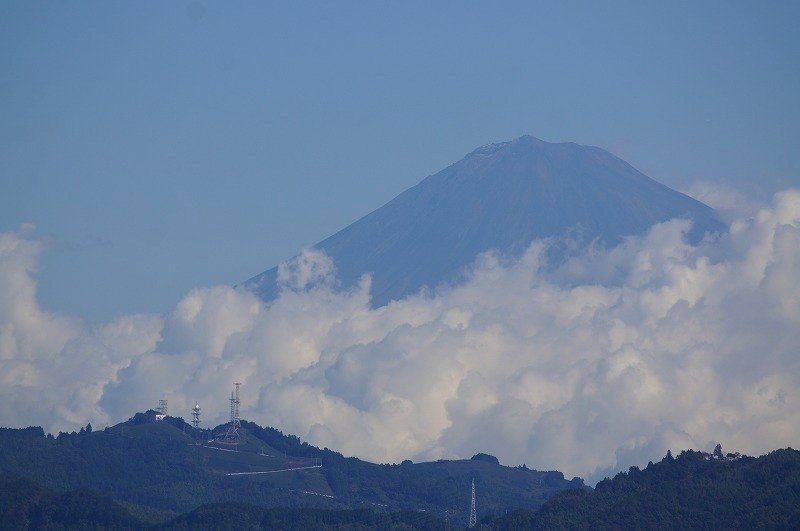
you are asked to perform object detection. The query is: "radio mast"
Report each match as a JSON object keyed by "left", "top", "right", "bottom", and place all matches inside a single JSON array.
[{"left": 220, "top": 383, "right": 242, "bottom": 445}]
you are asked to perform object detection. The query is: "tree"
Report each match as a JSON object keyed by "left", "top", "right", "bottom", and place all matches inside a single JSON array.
[{"left": 713, "top": 444, "right": 723, "bottom": 459}]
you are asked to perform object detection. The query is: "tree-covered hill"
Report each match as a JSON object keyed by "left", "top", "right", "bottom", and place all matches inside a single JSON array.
[
  {"left": 0, "top": 475, "right": 144, "bottom": 530},
  {"left": 488, "top": 448, "right": 800, "bottom": 529},
  {"left": 163, "top": 504, "right": 443, "bottom": 530},
  {"left": 0, "top": 476, "right": 444, "bottom": 530},
  {"left": 0, "top": 420, "right": 329, "bottom": 513},
  {"left": 2, "top": 419, "right": 798, "bottom": 530},
  {"left": 0, "top": 415, "right": 581, "bottom": 525},
  {"left": 241, "top": 420, "right": 584, "bottom": 521}
]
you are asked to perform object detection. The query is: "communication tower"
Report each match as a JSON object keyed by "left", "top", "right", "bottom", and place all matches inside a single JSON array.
[
  {"left": 469, "top": 478, "right": 477, "bottom": 528},
  {"left": 191, "top": 402, "right": 201, "bottom": 430},
  {"left": 220, "top": 383, "right": 242, "bottom": 445},
  {"left": 156, "top": 399, "right": 168, "bottom": 420}
]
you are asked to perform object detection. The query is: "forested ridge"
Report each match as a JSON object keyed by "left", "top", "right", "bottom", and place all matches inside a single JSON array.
[
  {"left": 0, "top": 415, "right": 578, "bottom": 528},
  {"left": 2, "top": 420, "right": 798, "bottom": 529},
  {"left": 488, "top": 448, "right": 800, "bottom": 529}
]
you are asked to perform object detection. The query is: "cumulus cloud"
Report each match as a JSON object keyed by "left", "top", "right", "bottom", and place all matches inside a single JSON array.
[
  {"left": 1, "top": 188, "right": 799, "bottom": 484},
  {"left": 276, "top": 247, "right": 337, "bottom": 291},
  {"left": 684, "top": 180, "right": 764, "bottom": 221},
  {"left": 0, "top": 229, "right": 161, "bottom": 429}
]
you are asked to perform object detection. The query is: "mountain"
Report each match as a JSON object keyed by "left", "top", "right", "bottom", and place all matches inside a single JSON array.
[
  {"left": 0, "top": 415, "right": 582, "bottom": 527},
  {"left": 0, "top": 476, "right": 445, "bottom": 530},
  {"left": 0, "top": 476, "right": 147, "bottom": 530},
  {"left": 4, "top": 426, "right": 797, "bottom": 530},
  {"left": 0, "top": 475, "right": 444, "bottom": 530},
  {"left": 245, "top": 135, "right": 724, "bottom": 306},
  {"left": 488, "top": 448, "right": 800, "bottom": 529}
]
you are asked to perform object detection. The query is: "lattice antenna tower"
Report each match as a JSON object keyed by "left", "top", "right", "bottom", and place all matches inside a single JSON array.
[
  {"left": 191, "top": 401, "right": 201, "bottom": 430},
  {"left": 157, "top": 399, "right": 168, "bottom": 416},
  {"left": 233, "top": 382, "right": 241, "bottom": 427},
  {"left": 469, "top": 478, "right": 477, "bottom": 529},
  {"left": 221, "top": 383, "right": 242, "bottom": 445}
]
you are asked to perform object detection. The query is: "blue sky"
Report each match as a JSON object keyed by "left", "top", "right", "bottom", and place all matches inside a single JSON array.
[{"left": 1, "top": 1, "right": 799, "bottom": 322}]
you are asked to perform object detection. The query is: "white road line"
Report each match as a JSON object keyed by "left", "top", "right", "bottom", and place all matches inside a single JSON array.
[
  {"left": 225, "top": 465, "right": 323, "bottom": 476},
  {"left": 201, "top": 445, "right": 240, "bottom": 453},
  {"left": 300, "top": 490, "right": 336, "bottom": 498}
]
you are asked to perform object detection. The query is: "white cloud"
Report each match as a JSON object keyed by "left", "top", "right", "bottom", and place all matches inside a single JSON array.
[
  {"left": 276, "top": 247, "right": 337, "bottom": 291},
  {"left": 1, "top": 189, "right": 799, "bottom": 484},
  {"left": 0, "top": 228, "right": 162, "bottom": 429},
  {"left": 684, "top": 180, "right": 763, "bottom": 222}
]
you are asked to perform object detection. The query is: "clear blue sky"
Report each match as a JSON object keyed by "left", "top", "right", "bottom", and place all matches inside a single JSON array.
[{"left": 2, "top": 1, "right": 798, "bottom": 322}]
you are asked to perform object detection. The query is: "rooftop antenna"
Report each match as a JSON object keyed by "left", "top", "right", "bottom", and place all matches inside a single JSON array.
[
  {"left": 469, "top": 478, "right": 477, "bottom": 529},
  {"left": 191, "top": 402, "right": 201, "bottom": 430}
]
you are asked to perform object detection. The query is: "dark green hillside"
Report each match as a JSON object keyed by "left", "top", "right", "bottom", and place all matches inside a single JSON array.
[
  {"left": 162, "top": 504, "right": 443, "bottom": 530},
  {"left": 241, "top": 420, "right": 584, "bottom": 524},
  {"left": 3, "top": 420, "right": 798, "bottom": 529},
  {"left": 0, "top": 415, "right": 582, "bottom": 523},
  {"left": 0, "top": 476, "right": 443, "bottom": 530},
  {"left": 489, "top": 448, "right": 800, "bottom": 529},
  {"left": 0, "top": 420, "right": 339, "bottom": 513},
  {"left": 0, "top": 475, "right": 145, "bottom": 530}
]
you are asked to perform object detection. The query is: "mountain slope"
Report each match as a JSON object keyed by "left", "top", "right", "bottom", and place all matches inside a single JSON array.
[
  {"left": 0, "top": 417, "right": 582, "bottom": 522},
  {"left": 0, "top": 476, "right": 147, "bottom": 530},
  {"left": 246, "top": 135, "right": 724, "bottom": 306},
  {"left": 489, "top": 448, "right": 800, "bottom": 529}
]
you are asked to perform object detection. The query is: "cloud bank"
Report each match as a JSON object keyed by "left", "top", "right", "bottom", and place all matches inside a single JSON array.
[{"left": 1, "top": 189, "right": 799, "bottom": 483}]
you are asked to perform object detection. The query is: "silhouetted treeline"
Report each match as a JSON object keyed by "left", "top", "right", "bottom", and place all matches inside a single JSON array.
[
  {"left": 2, "top": 433, "right": 799, "bottom": 530},
  {"left": 0, "top": 476, "right": 443, "bottom": 530},
  {"left": 163, "top": 504, "right": 443, "bottom": 530},
  {"left": 0, "top": 476, "right": 142, "bottom": 529},
  {"left": 488, "top": 448, "right": 800, "bottom": 529},
  {"left": 241, "top": 420, "right": 582, "bottom": 515},
  {"left": 0, "top": 417, "right": 579, "bottom": 523}
]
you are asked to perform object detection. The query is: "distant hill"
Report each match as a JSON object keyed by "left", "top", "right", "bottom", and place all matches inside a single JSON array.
[
  {"left": 163, "top": 504, "right": 443, "bottom": 530},
  {"left": 488, "top": 448, "right": 800, "bottom": 529},
  {"left": 0, "top": 477, "right": 442, "bottom": 530},
  {"left": 0, "top": 415, "right": 582, "bottom": 527},
  {"left": 0, "top": 476, "right": 145, "bottom": 530},
  {"left": 3, "top": 421, "right": 797, "bottom": 529},
  {"left": 245, "top": 135, "right": 724, "bottom": 305}
]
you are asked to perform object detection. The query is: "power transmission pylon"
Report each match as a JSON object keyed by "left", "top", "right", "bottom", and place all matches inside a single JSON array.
[{"left": 469, "top": 478, "right": 477, "bottom": 528}]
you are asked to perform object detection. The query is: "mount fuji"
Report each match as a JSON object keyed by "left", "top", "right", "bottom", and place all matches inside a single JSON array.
[{"left": 245, "top": 135, "right": 724, "bottom": 305}]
